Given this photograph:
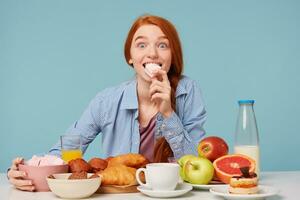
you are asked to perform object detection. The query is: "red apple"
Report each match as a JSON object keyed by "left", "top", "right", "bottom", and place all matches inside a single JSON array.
[{"left": 197, "top": 136, "right": 228, "bottom": 162}]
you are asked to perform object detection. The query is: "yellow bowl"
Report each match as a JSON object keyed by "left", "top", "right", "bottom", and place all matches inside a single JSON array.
[{"left": 47, "top": 173, "right": 101, "bottom": 199}]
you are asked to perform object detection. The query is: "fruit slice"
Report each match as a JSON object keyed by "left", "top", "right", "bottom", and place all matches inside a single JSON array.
[{"left": 213, "top": 154, "right": 256, "bottom": 184}]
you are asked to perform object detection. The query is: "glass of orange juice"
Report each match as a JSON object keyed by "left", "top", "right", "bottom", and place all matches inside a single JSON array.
[{"left": 60, "top": 135, "right": 83, "bottom": 163}]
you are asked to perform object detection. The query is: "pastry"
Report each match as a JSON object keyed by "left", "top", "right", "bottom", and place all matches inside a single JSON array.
[
  {"left": 229, "top": 167, "right": 258, "bottom": 194},
  {"left": 98, "top": 165, "right": 137, "bottom": 186},
  {"left": 68, "top": 158, "right": 91, "bottom": 173},
  {"left": 107, "top": 153, "right": 148, "bottom": 169},
  {"left": 68, "top": 171, "right": 88, "bottom": 179},
  {"left": 88, "top": 158, "right": 108, "bottom": 172}
]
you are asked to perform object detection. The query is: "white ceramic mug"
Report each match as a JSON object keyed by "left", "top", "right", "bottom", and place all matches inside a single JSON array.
[{"left": 135, "top": 163, "right": 180, "bottom": 191}]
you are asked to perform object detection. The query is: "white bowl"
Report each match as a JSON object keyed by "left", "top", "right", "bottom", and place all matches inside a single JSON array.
[{"left": 46, "top": 173, "right": 101, "bottom": 199}]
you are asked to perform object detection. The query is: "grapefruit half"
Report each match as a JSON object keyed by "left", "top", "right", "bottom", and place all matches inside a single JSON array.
[{"left": 213, "top": 154, "right": 256, "bottom": 184}]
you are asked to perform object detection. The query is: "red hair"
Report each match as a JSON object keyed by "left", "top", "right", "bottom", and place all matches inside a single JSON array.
[{"left": 124, "top": 15, "right": 184, "bottom": 110}]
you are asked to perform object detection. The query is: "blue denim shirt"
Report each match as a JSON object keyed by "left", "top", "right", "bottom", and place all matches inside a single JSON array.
[{"left": 49, "top": 75, "right": 207, "bottom": 159}]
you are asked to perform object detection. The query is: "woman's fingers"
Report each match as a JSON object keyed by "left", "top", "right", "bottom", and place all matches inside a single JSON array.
[
  {"left": 150, "top": 69, "right": 172, "bottom": 116},
  {"left": 151, "top": 92, "right": 169, "bottom": 102},
  {"left": 149, "top": 84, "right": 164, "bottom": 97},
  {"left": 8, "top": 169, "right": 26, "bottom": 179},
  {"left": 150, "top": 71, "right": 171, "bottom": 103},
  {"left": 8, "top": 157, "right": 35, "bottom": 192},
  {"left": 9, "top": 178, "right": 33, "bottom": 187},
  {"left": 15, "top": 185, "right": 35, "bottom": 192},
  {"left": 150, "top": 79, "right": 170, "bottom": 91},
  {"left": 152, "top": 69, "right": 169, "bottom": 83},
  {"left": 8, "top": 157, "right": 25, "bottom": 179},
  {"left": 151, "top": 79, "right": 164, "bottom": 87},
  {"left": 149, "top": 85, "right": 171, "bottom": 101},
  {"left": 11, "top": 157, "right": 24, "bottom": 169},
  {"left": 8, "top": 169, "right": 35, "bottom": 192}
]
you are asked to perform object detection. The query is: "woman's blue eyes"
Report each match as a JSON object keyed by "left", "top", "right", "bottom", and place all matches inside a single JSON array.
[
  {"left": 158, "top": 43, "right": 168, "bottom": 48},
  {"left": 137, "top": 42, "right": 168, "bottom": 49},
  {"left": 137, "top": 43, "right": 146, "bottom": 48}
]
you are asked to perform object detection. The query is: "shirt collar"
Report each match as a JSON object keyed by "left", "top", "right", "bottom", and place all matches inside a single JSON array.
[
  {"left": 120, "top": 77, "right": 187, "bottom": 110},
  {"left": 120, "top": 79, "right": 138, "bottom": 110},
  {"left": 175, "top": 81, "right": 187, "bottom": 97}
]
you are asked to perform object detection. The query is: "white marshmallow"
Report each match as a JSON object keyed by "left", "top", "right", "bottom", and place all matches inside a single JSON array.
[
  {"left": 26, "top": 155, "right": 65, "bottom": 166},
  {"left": 145, "top": 63, "right": 161, "bottom": 78}
]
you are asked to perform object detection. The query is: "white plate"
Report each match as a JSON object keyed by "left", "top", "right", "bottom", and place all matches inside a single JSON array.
[
  {"left": 189, "top": 183, "right": 225, "bottom": 190},
  {"left": 210, "top": 185, "right": 279, "bottom": 200},
  {"left": 137, "top": 183, "right": 192, "bottom": 198}
]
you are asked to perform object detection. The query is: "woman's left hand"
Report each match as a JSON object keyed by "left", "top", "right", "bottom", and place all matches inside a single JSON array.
[{"left": 149, "top": 69, "right": 173, "bottom": 118}]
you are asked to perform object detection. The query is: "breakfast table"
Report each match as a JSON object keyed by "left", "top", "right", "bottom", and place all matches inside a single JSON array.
[{"left": 0, "top": 171, "right": 299, "bottom": 199}]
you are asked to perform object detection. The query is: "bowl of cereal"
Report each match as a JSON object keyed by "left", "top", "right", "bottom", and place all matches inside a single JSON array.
[{"left": 47, "top": 172, "right": 101, "bottom": 199}]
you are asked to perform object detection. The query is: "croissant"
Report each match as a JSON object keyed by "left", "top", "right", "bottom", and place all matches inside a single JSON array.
[
  {"left": 98, "top": 165, "right": 137, "bottom": 186},
  {"left": 107, "top": 153, "right": 148, "bottom": 169}
]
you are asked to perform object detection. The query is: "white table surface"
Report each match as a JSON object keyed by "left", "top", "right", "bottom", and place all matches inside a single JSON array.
[{"left": 0, "top": 171, "right": 299, "bottom": 199}]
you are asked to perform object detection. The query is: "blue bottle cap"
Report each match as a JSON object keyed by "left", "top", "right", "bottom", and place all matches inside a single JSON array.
[{"left": 238, "top": 100, "right": 255, "bottom": 104}]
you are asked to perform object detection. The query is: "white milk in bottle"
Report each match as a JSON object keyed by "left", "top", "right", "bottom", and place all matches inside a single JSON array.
[
  {"left": 234, "top": 145, "right": 260, "bottom": 177},
  {"left": 234, "top": 100, "right": 260, "bottom": 178}
]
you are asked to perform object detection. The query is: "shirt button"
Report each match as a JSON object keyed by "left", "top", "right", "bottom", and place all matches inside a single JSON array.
[{"left": 157, "top": 115, "right": 163, "bottom": 121}]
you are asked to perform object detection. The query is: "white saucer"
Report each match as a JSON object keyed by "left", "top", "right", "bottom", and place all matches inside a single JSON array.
[
  {"left": 210, "top": 185, "right": 279, "bottom": 200},
  {"left": 137, "top": 183, "right": 192, "bottom": 198}
]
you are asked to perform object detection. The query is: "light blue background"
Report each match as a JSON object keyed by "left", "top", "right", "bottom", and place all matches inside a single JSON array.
[{"left": 1, "top": 0, "right": 299, "bottom": 172}]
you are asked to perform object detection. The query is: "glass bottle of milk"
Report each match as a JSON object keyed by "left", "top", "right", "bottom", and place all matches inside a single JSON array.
[{"left": 234, "top": 100, "right": 260, "bottom": 178}]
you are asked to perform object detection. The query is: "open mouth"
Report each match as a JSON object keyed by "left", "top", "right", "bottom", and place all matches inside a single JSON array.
[
  {"left": 143, "top": 62, "right": 162, "bottom": 68},
  {"left": 143, "top": 62, "right": 162, "bottom": 78}
]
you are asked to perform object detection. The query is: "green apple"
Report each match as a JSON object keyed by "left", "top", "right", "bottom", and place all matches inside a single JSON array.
[
  {"left": 184, "top": 157, "right": 214, "bottom": 184},
  {"left": 177, "top": 154, "right": 197, "bottom": 181}
]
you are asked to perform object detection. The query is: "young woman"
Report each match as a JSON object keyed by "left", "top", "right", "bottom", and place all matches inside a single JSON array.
[{"left": 8, "top": 15, "right": 207, "bottom": 191}]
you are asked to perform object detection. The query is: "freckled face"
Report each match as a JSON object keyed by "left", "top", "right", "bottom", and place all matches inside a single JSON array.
[{"left": 130, "top": 25, "right": 172, "bottom": 81}]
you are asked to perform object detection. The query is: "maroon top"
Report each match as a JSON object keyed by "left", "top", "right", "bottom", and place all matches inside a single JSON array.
[{"left": 139, "top": 115, "right": 156, "bottom": 162}]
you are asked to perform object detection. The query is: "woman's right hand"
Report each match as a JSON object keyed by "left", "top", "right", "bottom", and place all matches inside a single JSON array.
[{"left": 7, "top": 157, "right": 35, "bottom": 191}]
